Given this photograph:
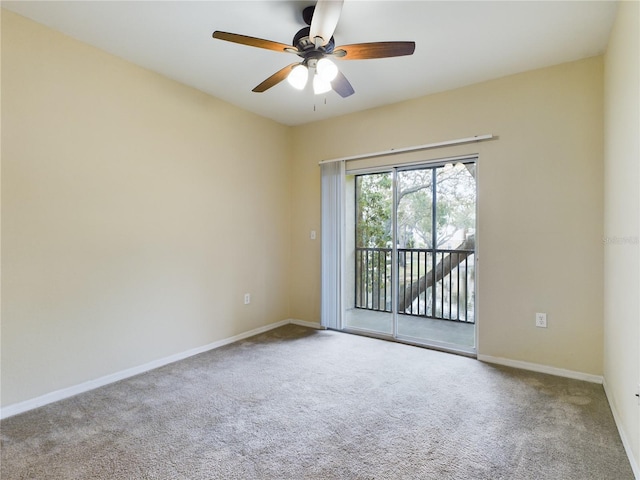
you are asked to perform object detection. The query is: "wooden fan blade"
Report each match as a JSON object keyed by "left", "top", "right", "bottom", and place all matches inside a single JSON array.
[
  {"left": 252, "top": 63, "right": 300, "bottom": 93},
  {"left": 333, "top": 41, "right": 415, "bottom": 60},
  {"left": 331, "top": 70, "right": 354, "bottom": 98},
  {"left": 212, "top": 31, "right": 293, "bottom": 53}
]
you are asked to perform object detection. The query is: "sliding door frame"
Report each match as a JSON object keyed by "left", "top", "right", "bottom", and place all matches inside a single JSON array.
[{"left": 343, "top": 154, "right": 479, "bottom": 357}]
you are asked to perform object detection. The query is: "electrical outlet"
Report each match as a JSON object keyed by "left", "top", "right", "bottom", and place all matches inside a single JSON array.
[
  {"left": 244, "top": 293, "right": 250, "bottom": 305},
  {"left": 310, "top": 230, "right": 317, "bottom": 240},
  {"left": 535, "top": 312, "right": 547, "bottom": 328}
]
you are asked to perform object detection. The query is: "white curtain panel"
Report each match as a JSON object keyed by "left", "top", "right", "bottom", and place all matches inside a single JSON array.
[{"left": 320, "top": 160, "right": 344, "bottom": 330}]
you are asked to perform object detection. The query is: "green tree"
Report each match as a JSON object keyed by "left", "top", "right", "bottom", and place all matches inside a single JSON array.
[
  {"left": 356, "top": 164, "right": 476, "bottom": 249},
  {"left": 355, "top": 173, "right": 393, "bottom": 248}
]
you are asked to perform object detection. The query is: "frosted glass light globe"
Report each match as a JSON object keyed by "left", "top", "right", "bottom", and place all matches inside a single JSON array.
[
  {"left": 287, "top": 65, "right": 309, "bottom": 90},
  {"left": 313, "top": 74, "right": 332, "bottom": 95},
  {"left": 316, "top": 58, "right": 338, "bottom": 82}
]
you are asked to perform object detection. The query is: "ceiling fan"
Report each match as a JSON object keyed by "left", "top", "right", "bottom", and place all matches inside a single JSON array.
[{"left": 212, "top": 0, "right": 415, "bottom": 98}]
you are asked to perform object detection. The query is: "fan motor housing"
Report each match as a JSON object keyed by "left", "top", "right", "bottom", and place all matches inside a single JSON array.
[{"left": 293, "top": 27, "right": 335, "bottom": 54}]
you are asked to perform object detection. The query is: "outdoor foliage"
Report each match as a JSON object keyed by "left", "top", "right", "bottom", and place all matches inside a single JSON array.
[
  {"left": 356, "top": 163, "right": 476, "bottom": 249},
  {"left": 355, "top": 172, "right": 393, "bottom": 248}
]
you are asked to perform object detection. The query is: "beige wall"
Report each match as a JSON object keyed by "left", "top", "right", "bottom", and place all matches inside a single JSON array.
[
  {"left": 1, "top": 11, "right": 291, "bottom": 407},
  {"left": 291, "top": 56, "right": 605, "bottom": 376},
  {"left": 604, "top": 0, "right": 640, "bottom": 472},
  {"left": 1, "top": 6, "right": 615, "bottom": 418}
]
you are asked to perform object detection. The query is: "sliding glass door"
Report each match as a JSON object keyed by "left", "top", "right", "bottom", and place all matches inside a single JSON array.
[
  {"left": 343, "top": 159, "right": 477, "bottom": 354},
  {"left": 345, "top": 171, "right": 394, "bottom": 335}
]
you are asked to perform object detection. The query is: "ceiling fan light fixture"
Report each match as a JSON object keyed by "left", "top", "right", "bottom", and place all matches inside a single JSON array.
[
  {"left": 212, "top": 0, "right": 413, "bottom": 99},
  {"left": 313, "top": 74, "right": 332, "bottom": 95},
  {"left": 316, "top": 58, "right": 338, "bottom": 82},
  {"left": 287, "top": 64, "right": 309, "bottom": 90}
]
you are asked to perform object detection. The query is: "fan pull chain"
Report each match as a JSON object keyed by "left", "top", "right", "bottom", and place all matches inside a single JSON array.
[
  {"left": 313, "top": 97, "right": 328, "bottom": 112},
  {"left": 313, "top": 97, "right": 329, "bottom": 112}
]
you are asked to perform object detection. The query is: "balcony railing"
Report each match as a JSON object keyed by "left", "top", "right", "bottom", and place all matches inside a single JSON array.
[{"left": 355, "top": 247, "right": 475, "bottom": 323}]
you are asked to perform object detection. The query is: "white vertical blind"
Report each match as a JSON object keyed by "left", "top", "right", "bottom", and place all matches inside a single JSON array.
[{"left": 320, "top": 160, "right": 344, "bottom": 330}]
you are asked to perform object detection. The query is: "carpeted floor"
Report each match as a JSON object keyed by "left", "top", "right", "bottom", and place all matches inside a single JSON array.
[{"left": 0, "top": 325, "right": 634, "bottom": 479}]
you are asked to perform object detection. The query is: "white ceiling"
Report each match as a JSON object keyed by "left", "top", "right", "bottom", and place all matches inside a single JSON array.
[{"left": 2, "top": 1, "right": 618, "bottom": 126}]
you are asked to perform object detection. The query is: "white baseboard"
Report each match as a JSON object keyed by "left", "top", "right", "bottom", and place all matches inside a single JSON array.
[
  {"left": 477, "top": 354, "right": 604, "bottom": 384},
  {"left": 603, "top": 379, "right": 640, "bottom": 479},
  {"left": 3, "top": 324, "right": 611, "bottom": 424},
  {"left": 289, "top": 318, "right": 324, "bottom": 329},
  {"left": 0, "top": 319, "right": 295, "bottom": 420}
]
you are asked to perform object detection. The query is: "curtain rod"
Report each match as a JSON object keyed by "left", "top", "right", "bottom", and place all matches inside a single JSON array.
[{"left": 318, "top": 134, "right": 495, "bottom": 165}]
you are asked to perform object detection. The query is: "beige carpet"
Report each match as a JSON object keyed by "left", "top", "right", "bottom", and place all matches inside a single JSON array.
[{"left": 0, "top": 325, "right": 634, "bottom": 479}]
